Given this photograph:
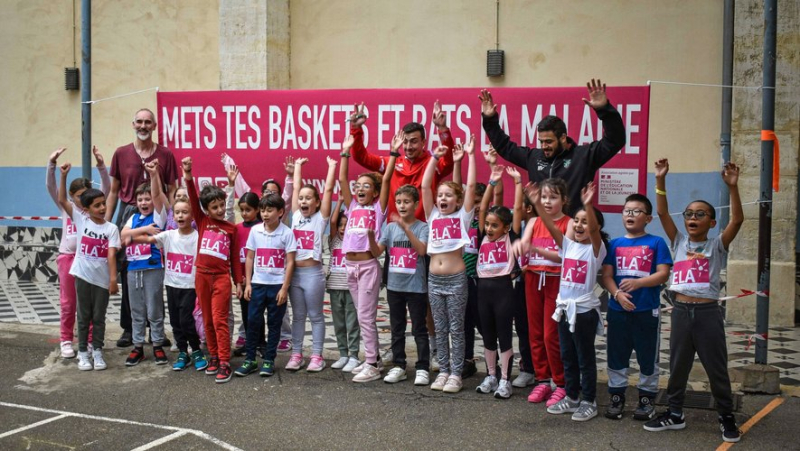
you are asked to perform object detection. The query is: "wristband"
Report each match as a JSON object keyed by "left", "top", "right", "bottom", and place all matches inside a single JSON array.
[
  {"left": 613, "top": 290, "right": 619, "bottom": 299},
  {"left": 489, "top": 180, "right": 498, "bottom": 187},
  {"left": 340, "top": 152, "right": 351, "bottom": 158},
  {"left": 655, "top": 188, "right": 667, "bottom": 196},
  {"left": 389, "top": 151, "right": 401, "bottom": 157}
]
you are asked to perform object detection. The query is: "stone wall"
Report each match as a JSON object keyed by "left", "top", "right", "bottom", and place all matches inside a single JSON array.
[{"left": 727, "top": 0, "right": 800, "bottom": 326}]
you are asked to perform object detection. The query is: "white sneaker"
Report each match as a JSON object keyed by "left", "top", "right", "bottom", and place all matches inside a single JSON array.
[
  {"left": 331, "top": 357, "right": 349, "bottom": 369},
  {"left": 342, "top": 357, "right": 361, "bottom": 373},
  {"left": 92, "top": 349, "right": 107, "bottom": 370},
  {"left": 512, "top": 371, "right": 536, "bottom": 388},
  {"left": 60, "top": 341, "right": 75, "bottom": 359},
  {"left": 352, "top": 364, "right": 382, "bottom": 383},
  {"left": 476, "top": 375, "right": 499, "bottom": 394},
  {"left": 494, "top": 379, "right": 513, "bottom": 399},
  {"left": 383, "top": 367, "right": 407, "bottom": 384},
  {"left": 77, "top": 351, "right": 92, "bottom": 371},
  {"left": 414, "top": 370, "right": 430, "bottom": 386},
  {"left": 443, "top": 375, "right": 463, "bottom": 393},
  {"left": 431, "top": 373, "right": 449, "bottom": 391}
]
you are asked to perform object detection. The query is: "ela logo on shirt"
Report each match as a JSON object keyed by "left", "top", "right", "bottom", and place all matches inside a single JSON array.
[
  {"left": 562, "top": 258, "right": 588, "bottom": 284},
  {"left": 615, "top": 246, "right": 653, "bottom": 277},
  {"left": 430, "top": 217, "right": 462, "bottom": 242}
]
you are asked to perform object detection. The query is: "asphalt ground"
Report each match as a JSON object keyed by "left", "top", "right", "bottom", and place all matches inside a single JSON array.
[{"left": 0, "top": 322, "right": 797, "bottom": 451}]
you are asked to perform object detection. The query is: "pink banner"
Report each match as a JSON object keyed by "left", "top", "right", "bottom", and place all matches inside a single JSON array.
[{"left": 157, "top": 87, "right": 649, "bottom": 212}]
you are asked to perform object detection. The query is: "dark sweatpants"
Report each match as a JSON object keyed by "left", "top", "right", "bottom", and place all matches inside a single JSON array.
[
  {"left": 166, "top": 286, "right": 201, "bottom": 353},
  {"left": 559, "top": 310, "right": 600, "bottom": 403},
  {"left": 667, "top": 301, "right": 734, "bottom": 415},
  {"left": 387, "top": 290, "right": 430, "bottom": 371},
  {"left": 75, "top": 277, "right": 110, "bottom": 352}
]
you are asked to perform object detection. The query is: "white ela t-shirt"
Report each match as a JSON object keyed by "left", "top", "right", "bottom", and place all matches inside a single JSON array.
[
  {"left": 246, "top": 222, "right": 297, "bottom": 285},
  {"left": 69, "top": 210, "right": 121, "bottom": 289},
  {"left": 154, "top": 229, "right": 199, "bottom": 289}
]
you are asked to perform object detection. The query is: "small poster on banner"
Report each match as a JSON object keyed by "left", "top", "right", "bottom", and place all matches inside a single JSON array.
[{"left": 598, "top": 168, "right": 639, "bottom": 207}]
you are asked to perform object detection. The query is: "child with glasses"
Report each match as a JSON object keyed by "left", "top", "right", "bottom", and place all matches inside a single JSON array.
[
  {"left": 601, "top": 193, "right": 672, "bottom": 421},
  {"left": 644, "top": 159, "right": 743, "bottom": 443}
]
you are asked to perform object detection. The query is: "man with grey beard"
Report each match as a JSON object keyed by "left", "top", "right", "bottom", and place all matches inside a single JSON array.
[{"left": 106, "top": 108, "right": 179, "bottom": 347}]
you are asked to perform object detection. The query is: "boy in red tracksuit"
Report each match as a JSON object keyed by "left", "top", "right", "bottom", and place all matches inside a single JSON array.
[{"left": 183, "top": 157, "right": 241, "bottom": 383}]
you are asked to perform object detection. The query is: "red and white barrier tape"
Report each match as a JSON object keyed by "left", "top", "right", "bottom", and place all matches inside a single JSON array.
[
  {"left": 730, "top": 331, "right": 769, "bottom": 351},
  {"left": 0, "top": 216, "right": 62, "bottom": 221},
  {"left": 661, "top": 288, "right": 764, "bottom": 313}
]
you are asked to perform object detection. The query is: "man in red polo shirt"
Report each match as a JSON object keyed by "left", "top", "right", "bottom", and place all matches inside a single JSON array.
[
  {"left": 349, "top": 101, "right": 455, "bottom": 222},
  {"left": 106, "top": 108, "right": 179, "bottom": 348}
]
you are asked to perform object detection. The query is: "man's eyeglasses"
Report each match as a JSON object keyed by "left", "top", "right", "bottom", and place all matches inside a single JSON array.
[
  {"left": 683, "top": 210, "right": 710, "bottom": 220},
  {"left": 622, "top": 209, "right": 646, "bottom": 217}
]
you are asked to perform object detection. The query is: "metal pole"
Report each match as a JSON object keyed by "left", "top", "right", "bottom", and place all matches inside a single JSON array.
[
  {"left": 719, "top": 0, "right": 734, "bottom": 231},
  {"left": 81, "top": 0, "right": 91, "bottom": 179},
  {"left": 755, "top": 0, "right": 777, "bottom": 365}
]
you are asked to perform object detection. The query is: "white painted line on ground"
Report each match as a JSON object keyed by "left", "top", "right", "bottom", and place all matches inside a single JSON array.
[
  {"left": 129, "top": 430, "right": 187, "bottom": 451},
  {"left": 0, "top": 414, "right": 67, "bottom": 439},
  {"left": 0, "top": 402, "right": 242, "bottom": 450}
]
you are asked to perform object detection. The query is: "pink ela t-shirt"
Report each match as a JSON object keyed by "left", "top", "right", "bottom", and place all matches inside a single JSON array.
[
  {"left": 342, "top": 199, "right": 385, "bottom": 254},
  {"left": 477, "top": 232, "right": 516, "bottom": 278}
]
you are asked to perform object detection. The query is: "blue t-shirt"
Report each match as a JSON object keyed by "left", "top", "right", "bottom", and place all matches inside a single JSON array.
[{"left": 602, "top": 234, "right": 672, "bottom": 312}]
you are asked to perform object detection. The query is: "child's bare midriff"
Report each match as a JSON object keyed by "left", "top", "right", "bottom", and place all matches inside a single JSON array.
[{"left": 429, "top": 251, "right": 465, "bottom": 275}]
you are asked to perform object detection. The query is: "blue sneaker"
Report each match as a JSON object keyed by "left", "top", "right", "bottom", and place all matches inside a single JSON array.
[
  {"left": 172, "top": 352, "right": 191, "bottom": 371},
  {"left": 260, "top": 360, "right": 275, "bottom": 377},
  {"left": 235, "top": 359, "right": 258, "bottom": 377},
  {"left": 192, "top": 350, "right": 208, "bottom": 372}
]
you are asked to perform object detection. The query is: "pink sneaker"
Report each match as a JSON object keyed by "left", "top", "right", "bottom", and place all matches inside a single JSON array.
[
  {"left": 285, "top": 353, "right": 304, "bottom": 371},
  {"left": 546, "top": 387, "right": 567, "bottom": 407},
  {"left": 234, "top": 336, "right": 245, "bottom": 348},
  {"left": 528, "top": 383, "right": 553, "bottom": 403},
  {"left": 307, "top": 355, "right": 326, "bottom": 372},
  {"left": 277, "top": 339, "right": 291, "bottom": 353}
]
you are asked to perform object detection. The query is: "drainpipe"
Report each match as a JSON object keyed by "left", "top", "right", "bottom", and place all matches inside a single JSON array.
[
  {"left": 81, "top": 0, "right": 91, "bottom": 179},
  {"left": 719, "top": 0, "right": 734, "bottom": 232}
]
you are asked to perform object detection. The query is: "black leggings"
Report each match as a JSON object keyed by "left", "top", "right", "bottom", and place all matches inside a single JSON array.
[{"left": 477, "top": 276, "right": 515, "bottom": 352}]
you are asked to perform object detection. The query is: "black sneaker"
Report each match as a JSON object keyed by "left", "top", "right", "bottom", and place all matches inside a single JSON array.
[
  {"left": 719, "top": 414, "right": 741, "bottom": 443},
  {"left": 644, "top": 410, "right": 686, "bottom": 432},
  {"left": 125, "top": 347, "right": 145, "bottom": 366},
  {"left": 605, "top": 394, "right": 625, "bottom": 420},
  {"left": 215, "top": 363, "right": 233, "bottom": 384},
  {"left": 633, "top": 396, "right": 656, "bottom": 420},
  {"left": 153, "top": 346, "right": 168, "bottom": 365},
  {"left": 462, "top": 359, "right": 477, "bottom": 379},
  {"left": 116, "top": 331, "right": 133, "bottom": 348}
]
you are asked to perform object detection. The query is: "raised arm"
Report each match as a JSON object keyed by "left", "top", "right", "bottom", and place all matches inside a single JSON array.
[
  {"left": 330, "top": 197, "right": 344, "bottom": 238},
  {"left": 292, "top": 157, "right": 307, "bottom": 214},
  {"left": 720, "top": 162, "right": 743, "bottom": 250},
  {"left": 479, "top": 89, "right": 530, "bottom": 169},
  {"left": 581, "top": 182, "right": 604, "bottom": 257},
  {"left": 451, "top": 143, "right": 464, "bottom": 185},
  {"left": 348, "top": 102, "right": 386, "bottom": 173},
  {"left": 507, "top": 166, "right": 523, "bottom": 235},
  {"left": 282, "top": 156, "right": 295, "bottom": 204},
  {"left": 654, "top": 158, "right": 678, "bottom": 244},
  {"left": 380, "top": 133, "right": 400, "bottom": 213},
  {"left": 104, "top": 177, "right": 120, "bottom": 222},
  {"left": 582, "top": 79, "right": 627, "bottom": 170},
  {"left": 145, "top": 161, "right": 169, "bottom": 218},
  {"left": 321, "top": 156, "right": 338, "bottom": 220},
  {"left": 92, "top": 146, "right": 111, "bottom": 196},
  {"left": 46, "top": 148, "right": 67, "bottom": 206},
  {"left": 432, "top": 100, "right": 456, "bottom": 178},
  {"left": 183, "top": 157, "right": 205, "bottom": 222},
  {"left": 480, "top": 164, "right": 504, "bottom": 233},
  {"left": 422, "top": 146, "right": 447, "bottom": 218},
  {"left": 463, "top": 134, "right": 477, "bottom": 213},
  {"left": 57, "top": 163, "right": 74, "bottom": 218},
  {"left": 338, "top": 135, "right": 354, "bottom": 207}
]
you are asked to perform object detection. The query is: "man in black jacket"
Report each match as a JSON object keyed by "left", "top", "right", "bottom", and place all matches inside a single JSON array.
[{"left": 479, "top": 79, "right": 626, "bottom": 216}]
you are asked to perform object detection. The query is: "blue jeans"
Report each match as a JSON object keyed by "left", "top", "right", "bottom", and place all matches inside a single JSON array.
[
  {"left": 558, "top": 309, "right": 599, "bottom": 402},
  {"left": 247, "top": 283, "right": 287, "bottom": 362}
]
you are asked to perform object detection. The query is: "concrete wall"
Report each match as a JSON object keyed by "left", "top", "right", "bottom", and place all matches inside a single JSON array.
[
  {"left": 0, "top": 0, "right": 220, "bottom": 225},
  {"left": 726, "top": 0, "right": 800, "bottom": 326}
]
